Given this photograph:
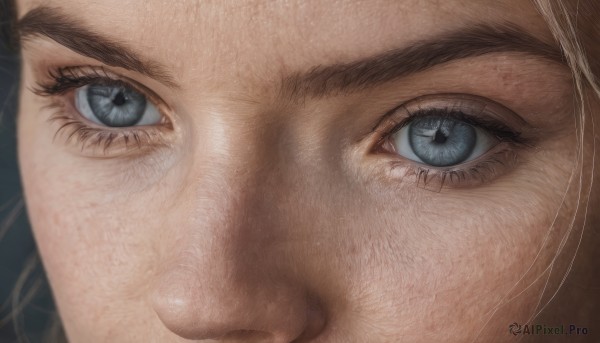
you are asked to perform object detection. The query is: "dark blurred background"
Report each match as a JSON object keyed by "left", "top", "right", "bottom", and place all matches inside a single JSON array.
[{"left": 1, "top": 1, "right": 57, "bottom": 342}]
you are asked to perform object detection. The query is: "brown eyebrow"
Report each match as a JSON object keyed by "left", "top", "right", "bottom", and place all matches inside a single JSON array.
[
  {"left": 17, "top": 6, "right": 564, "bottom": 101},
  {"left": 278, "top": 23, "right": 566, "bottom": 101},
  {"left": 17, "top": 6, "right": 181, "bottom": 89}
]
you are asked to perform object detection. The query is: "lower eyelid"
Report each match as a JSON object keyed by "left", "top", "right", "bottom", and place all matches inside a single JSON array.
[
  {"left": 380, "top": 142, "right": 521, "bottom": 191},
  {"left": 41, "top": 96, "right": 173, "bottom": 158}
]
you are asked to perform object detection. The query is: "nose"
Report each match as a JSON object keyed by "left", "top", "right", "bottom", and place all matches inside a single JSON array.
[
  {"left": 152, "top": 265, "right": 326, "bottom": 342},
  {"left": 150, "top": 164, "right": 326, "bottom": 342}
]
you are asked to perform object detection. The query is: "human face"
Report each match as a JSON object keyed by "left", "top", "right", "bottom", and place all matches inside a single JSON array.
[{"left": 16, "top": 0, "right": 586, "bottom": 342}]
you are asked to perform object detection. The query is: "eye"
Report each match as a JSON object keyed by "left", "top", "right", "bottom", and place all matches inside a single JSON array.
[
  {"left": 371, "top": 94, "right": 533, "bottom": 189},
  {"left": 75, "top": 82, "right": 161, "bottom": 127},
  {"left": 392, "top": 114, "right": 497, "bottom": 167}
]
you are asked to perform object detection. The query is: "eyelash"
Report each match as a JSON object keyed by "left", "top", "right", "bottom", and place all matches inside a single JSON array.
[
  {"left": 373, "top": 105, "right": 534, "bottom": 190},
  {"left": 32, "top": 66, "right": 171, "bottom": 155},
  {"left": 32, "top": 67, "right": 531, "bottom": 188}
]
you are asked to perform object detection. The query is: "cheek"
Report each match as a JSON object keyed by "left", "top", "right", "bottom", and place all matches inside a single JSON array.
[
  {"left": 20, "top": 173, "right": 164, "bottom": 341},
  {"left": 344, "top": 170, "right": 573, "bottom": 340},
  {"left": 353, "top": 224, "right": 552, "bottom": 341},
  {"left": 18, "top": 144, "right": 158, "bottom": 339}
]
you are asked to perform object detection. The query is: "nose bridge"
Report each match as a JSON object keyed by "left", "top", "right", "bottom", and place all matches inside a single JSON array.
[
  {"left": 176, "top": 165, "right": 281, "bottom": 281},
  {"left": 187, "top": 102, "right": 293, "bottom": 231},
  {"left": 187, "top": 105, "right": 285, "bottom": 214},
  {"left": 185, "top": 134, "right": 282, "bottom": 236},
  {"left": 167, "top": 103, "right": 287, "bottom": 289}
]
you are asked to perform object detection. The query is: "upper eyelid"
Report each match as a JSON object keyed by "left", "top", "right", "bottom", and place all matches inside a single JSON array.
[
  {"left": 33, "top": 65, "right": 174, "bottom": 122},
  {"left": 368, "top": 94, "right": 539, "bottom": 156},
  {"left": 388, "top": 108, "right": 520, "bottom": 139},
  {"left": 376, "top": 93, "right": 534, "bottom": 134}
]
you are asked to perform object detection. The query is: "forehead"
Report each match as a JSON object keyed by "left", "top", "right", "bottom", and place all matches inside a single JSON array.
[{"left": 18, "top": 0, "right": 552, "bottom": 90}]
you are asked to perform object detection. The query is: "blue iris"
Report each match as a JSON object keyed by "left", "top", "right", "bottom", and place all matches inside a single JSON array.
[
  {"left": 408, "top": 116, "right": 476, "bottom": 167},
  {"left": 87, "top": 84, "right": 147, "bottom": 127}
]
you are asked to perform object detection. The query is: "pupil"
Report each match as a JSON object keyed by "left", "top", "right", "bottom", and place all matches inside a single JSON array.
[
  {"left": 113, "top": 92, "right": 127, "bottom": 106},
  {"left": 433, "top": 129, "right": 447, "bottom": 144}
]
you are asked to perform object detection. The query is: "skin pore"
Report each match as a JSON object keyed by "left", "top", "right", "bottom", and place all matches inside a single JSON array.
[{"left": 13, "top": 0, "right": 597, "bottom": 342}]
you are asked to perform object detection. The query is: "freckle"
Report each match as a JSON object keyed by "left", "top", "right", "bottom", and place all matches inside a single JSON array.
[
  {"left": 500, "top": 72, "right": 512, "bottom": 83},
  {"left": 86, "top": 201, "right": 99, "bottom": 209},
  {"left": 51, "top": 211, "right": 62, "bottom": 227}
]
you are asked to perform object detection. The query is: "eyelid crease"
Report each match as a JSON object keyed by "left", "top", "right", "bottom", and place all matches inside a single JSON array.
[
  {"left": 37, "top": 100, "right": 171, "bottom": 158},
  {"left": 372, "top": 93, "right": 539, "bottom": 148}
]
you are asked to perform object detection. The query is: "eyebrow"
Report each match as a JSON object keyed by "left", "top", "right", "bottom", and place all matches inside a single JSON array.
[
  {"left": 17, "top": 6, "right": 180, "bottom": 89},
  {"left": 279, "top": 23, "right": 566, "bottom": 101},
  {"left": 18, "top": 6, "right": 565, "bottom": 100}
]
